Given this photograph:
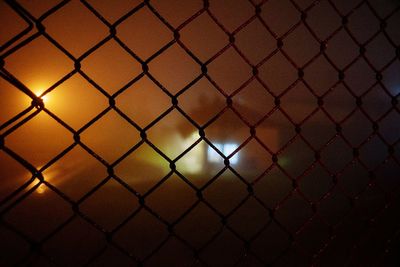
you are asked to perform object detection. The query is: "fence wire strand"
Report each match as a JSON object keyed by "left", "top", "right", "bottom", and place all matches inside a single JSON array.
[{"left": 1, "top": 0, "right": 400, "bottom": 266}]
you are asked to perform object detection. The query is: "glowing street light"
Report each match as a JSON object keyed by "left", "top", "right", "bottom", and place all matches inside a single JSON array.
[{"left": 33, "top": 89, "right": 49, "bottom": 104}]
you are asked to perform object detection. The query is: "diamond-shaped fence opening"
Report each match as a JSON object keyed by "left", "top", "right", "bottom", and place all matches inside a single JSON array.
[
  {"left": 1, "top": 0, "right": 400, "bottom": 266},
  {"left": 180, "top": 12, "right": 228, "bottom": 62},
  {"left": 43, "top": 0, "right": 109, "bottom": 57}
]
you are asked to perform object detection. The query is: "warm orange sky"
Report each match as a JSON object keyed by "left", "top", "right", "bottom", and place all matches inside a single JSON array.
[
  {"left": 1, "top": 0, "right": 399, "bottom": 197},
  {"left": 1, "top": 2, "right": 400, "bottom": 267}
]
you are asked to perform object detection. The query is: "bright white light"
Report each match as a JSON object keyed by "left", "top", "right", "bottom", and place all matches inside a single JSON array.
[
  {"left": 207, "top": 143, "right": 239, "bottom": 164},
  {"left": 224, "top": 143, "right": 239, "bottom": 164}
]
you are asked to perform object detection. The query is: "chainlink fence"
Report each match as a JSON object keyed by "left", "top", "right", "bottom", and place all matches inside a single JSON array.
[{"left": 1, "top": 0, "right": 400, "bottom": 266}]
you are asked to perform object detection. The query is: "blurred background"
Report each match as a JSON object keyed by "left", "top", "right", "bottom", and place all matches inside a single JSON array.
[{"left": 0, "top": 0, "right": 399, "bottom": 266}]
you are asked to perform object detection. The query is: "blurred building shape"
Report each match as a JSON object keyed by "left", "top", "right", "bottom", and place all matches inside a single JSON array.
[{"left": 177, "top": 96, "right": 279, "bottom": 174}]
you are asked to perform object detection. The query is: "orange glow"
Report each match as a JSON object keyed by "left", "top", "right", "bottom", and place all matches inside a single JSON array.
[
  {"left": 34, "top": 90, "right": 49, "bottom": 103},
  {"left": 31, "top": 83, "right": 50, "bottom": 104},
  {"left": 36, "top": 184, "right": 46, "bottom": 194}
]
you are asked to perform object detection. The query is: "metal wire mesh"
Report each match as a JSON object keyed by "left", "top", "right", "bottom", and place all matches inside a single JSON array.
[{"left": 1, "top": 0, "right": 400, "bottom": 266}]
